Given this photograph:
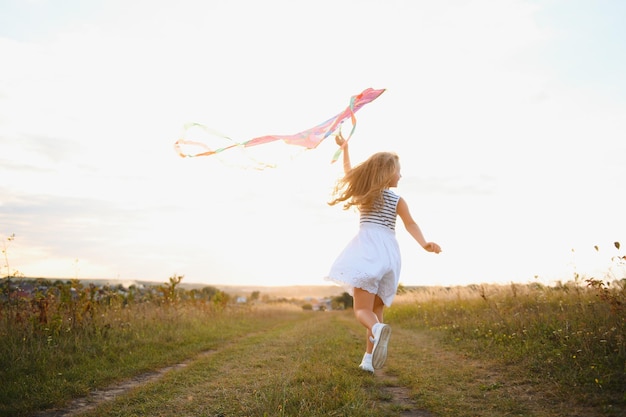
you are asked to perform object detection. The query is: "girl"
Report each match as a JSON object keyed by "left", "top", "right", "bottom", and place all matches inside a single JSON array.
[{"left": 327, "top": 134, "right": 441, "bottom": 373}]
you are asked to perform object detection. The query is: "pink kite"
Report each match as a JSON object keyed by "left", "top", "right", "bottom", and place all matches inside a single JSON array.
[{"left": 174, "top": 87, "right": 386, "bottom": 164}]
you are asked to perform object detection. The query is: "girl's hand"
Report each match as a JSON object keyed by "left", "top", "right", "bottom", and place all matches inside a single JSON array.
[
  {"left": 424, "top": 242, "right": 442, "bottom": 254},
  {"left": 335, "top": 133, "right": 346, "bottom": 147}
]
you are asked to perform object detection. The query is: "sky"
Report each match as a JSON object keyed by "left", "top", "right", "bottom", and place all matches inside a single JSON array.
[{"left": 1, "top": 0, "right": 625, "bottom": 288}]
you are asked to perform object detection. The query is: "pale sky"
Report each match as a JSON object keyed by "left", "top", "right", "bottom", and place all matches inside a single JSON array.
[{"left": 1, "top": 0, "right": 625, "bottom": 288}]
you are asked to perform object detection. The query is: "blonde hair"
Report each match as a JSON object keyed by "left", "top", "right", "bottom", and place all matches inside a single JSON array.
[{"left": 329, "top": 152, "right": 400, "bottom": 211}]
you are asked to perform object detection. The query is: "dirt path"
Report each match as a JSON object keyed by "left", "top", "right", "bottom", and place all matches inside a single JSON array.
[
  {"left": 32, "top": 327, "right": 271, "bottom": 417},
  {"left": 33, "top": 312, "right": 613, "bottom": 417},
  {"left": 33, "top": 350, "right": 217, "bottom": 417},
  {"left": 376, "top": 368, "right": 437, "bottom": 417},
  {"left": 36, "top": 354, "right": 438, "bottom": 417},
  {"left": 383, "top": 325, "right": 608, "bottom": 417}
]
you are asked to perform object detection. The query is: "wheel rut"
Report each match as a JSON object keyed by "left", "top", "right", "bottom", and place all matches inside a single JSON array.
[
  {"left": 377, "top": 368, "right": 437, "bottom": 417},
  {"left": 34, "top": 350, "right": 216, "bottom": 417}
]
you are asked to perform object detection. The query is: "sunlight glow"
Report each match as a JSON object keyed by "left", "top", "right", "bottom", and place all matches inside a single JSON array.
[{"left": 1, "top": 0, "right": 625, "bottom": 288}]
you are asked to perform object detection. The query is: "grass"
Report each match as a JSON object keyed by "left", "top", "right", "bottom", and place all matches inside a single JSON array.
[
  {"left": 2, "top": 277, "right": 625, "bottom": 416},
  {"left": 78, "top": 312, "right": 388, "bottom": 417},
  {"left": 0, "top": 298, "right": 304, "bottom": 416},
  {"left": 387, "top": 282, "right": 626, "bottom": 415}
]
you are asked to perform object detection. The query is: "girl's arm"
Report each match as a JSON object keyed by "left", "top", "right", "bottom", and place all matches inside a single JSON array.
[
  {"left": 335, "top": 133, "right": 351, "bottom": 173},
  {"left": 396, "top": 197, "right": 441, "bottom": 253}
]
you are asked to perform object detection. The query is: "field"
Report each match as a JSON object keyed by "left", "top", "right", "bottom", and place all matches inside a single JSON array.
[{"left": 1, "top": 276, "right": 625, "bottom": 417}]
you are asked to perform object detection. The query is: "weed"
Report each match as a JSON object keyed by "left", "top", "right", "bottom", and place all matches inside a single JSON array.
[
  {"left": 390, "top": 274, "right": 626, "bottom": 412},
  {"left": 1, "top": 233, "right": 17, "bottom": 278},
  {"left": 0, "top": 274, "right": 247, "bottom": 416}
]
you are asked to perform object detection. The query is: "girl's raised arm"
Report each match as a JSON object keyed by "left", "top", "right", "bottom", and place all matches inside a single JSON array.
[{"left": 335, "top": 133, "right": 351, "bottom": 173}]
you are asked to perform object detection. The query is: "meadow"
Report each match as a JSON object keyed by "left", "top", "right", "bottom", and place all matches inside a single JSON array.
[
  {"left": 389, "top": 279, "right": 626, "bottom": 415},
  {"left": 1, "top": 264, "right": 625, "bottom": 415}
]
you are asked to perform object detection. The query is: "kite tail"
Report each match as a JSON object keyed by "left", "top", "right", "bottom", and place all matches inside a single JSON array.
[
  {"left": 174, "top": 88, "right": 385, "bottom": 165},
  {"left": 174, "top": 123, "right": 240, "bottom": 157}
]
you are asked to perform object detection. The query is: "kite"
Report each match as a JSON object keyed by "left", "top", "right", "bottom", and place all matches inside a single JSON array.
[{"left": 174, "top": 87, "right": 386, "bottom": 167}]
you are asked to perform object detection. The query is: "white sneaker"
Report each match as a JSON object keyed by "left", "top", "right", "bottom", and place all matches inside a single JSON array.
[
  {"left": 370, "top": 323, "right": 391, "bottom": 369},
  {"left": 359, "top": 353, "right": 374, "bottom": 373}
]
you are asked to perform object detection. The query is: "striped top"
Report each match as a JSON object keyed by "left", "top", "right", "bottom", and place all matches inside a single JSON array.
[{"left": 359, "top": 189, "right": 400, "bottom": 231}]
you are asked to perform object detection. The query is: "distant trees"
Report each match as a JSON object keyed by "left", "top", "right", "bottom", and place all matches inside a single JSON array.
[{"left": 333, "top": 292, "right": 353, "bottom": 309}]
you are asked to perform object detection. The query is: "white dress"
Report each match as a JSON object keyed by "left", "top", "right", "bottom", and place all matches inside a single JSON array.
[{"left": 327, "top": 189, "right": 401, "bottom": 306}]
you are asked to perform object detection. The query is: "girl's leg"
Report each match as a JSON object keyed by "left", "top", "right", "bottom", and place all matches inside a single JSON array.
[
  {"left": 353, "top": 287, "right": 386, "bottom": 353},
  {"left": 367, "top": 296, "right": 385, "bottom": 352},
  {"left": 367, "top": 294, "right": 385, "bottom": 353}
]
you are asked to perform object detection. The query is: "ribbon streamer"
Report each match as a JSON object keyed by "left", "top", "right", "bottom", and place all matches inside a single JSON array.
[{"left": 174, "top": 87, "right": 386, "bottom": 164}]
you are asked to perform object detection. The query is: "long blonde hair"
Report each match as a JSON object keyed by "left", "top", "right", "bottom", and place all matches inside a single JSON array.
[{"left": 329, "top": 151, "right": 399, "bottom": 211}]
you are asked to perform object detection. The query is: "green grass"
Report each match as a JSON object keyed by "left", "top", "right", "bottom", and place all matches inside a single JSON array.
[
  {"left": 387, "top": 282, "right": 626, "bottom": 415},
  {"left": 2, "top": 279, "right": 625, "bottom": 416},
  {"left": 0, "top": 301, "right": 303, "bottom": 416},
  {"left": 79, "top": 312, "right": 389, "bottom": 417}
]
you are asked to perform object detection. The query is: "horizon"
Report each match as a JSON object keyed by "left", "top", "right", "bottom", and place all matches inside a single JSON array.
[{"left": 6, "top": 274, "right": 609, "bottom": 290}]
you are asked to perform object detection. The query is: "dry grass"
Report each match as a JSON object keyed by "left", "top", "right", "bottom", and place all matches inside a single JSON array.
[
  {"left": 3, "top": 279, "right": 624, "bottom": 416},
  {"left": 389, "top": 281, "right": 626, "bottom": 415}
]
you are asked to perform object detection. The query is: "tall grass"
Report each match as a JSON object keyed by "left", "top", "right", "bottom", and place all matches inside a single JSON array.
[
  {"left": 0, "top": 277, "right": 295, "bottom": 416},
  {"left": 388, "top": 279, "right": 626, "bottom": 411}
]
